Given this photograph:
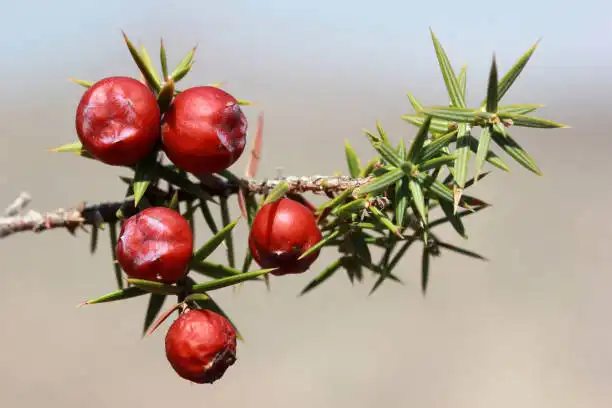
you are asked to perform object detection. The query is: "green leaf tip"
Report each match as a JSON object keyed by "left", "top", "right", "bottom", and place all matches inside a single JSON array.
[
  {"left": 120, "top": 31, "right": 161, "bottom": 92},
  {"left": 429, "top": 29, "right": 466, "bottom": 109},
  {"left": 69, "top": 78, "right": 93, "bottom": 88},
  {"left": 191, "top": 218, "right": 241, "bottom": 264},
  {"left": 49, "top": 141, "right": 83, "bottom": 153},
  {"left": 262, "top": 181, "right": 290, "bottom": 205},
  {"left": 485, "top": 54, "right": 499, "bottom": 113}
]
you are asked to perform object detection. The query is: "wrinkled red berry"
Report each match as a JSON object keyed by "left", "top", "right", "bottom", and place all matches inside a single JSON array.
[
  {"left": 115, "top": 207, "right": 193, "bottom": 284},
  {"left": 161, "top": 86, "right": 248, "bottom": 174},
  {"left": 165, "top": 308, "right": 237, "bottom": 384},
  {"left": 249, "top": 198, "right": 322, "bottom": 276},
  {"left": 75, "top": 76, "right": 161, "bottom": 166}
]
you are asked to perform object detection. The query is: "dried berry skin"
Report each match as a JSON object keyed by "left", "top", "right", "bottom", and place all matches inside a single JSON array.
[
  {"left": 165, "top": 309, "right": 237, "bottom": 384},
  {"left": 161, "top": 86, "right": 248, "bottom": 174},
  {"left": 75, "top": 76, "right": 161, "bottom": 166},
  {"left": 249, "top": 198, "right": 322, "bottom": 276},
  {"left": 115, "top": 207, "right": 193, "bottom": 284}
]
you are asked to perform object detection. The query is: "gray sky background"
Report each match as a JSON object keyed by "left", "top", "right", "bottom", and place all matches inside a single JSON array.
[{"left": 1, "top": 1, "right": 611, "bottom": 407}]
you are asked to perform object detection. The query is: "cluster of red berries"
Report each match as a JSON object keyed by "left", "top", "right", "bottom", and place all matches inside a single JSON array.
[
  {"left": 74, "top": 76, "right": 323, "bottom": 383},
  {"left": 75, "top": 76, "right": 248, "bottom": 174}
]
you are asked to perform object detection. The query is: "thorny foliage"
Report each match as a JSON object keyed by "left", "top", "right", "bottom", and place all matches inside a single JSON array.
[{"left": 41, "top": 30, "right": 567, "bottom": 337}]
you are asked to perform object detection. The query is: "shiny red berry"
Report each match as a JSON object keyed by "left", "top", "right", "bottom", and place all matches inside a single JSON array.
[
  {"left": 115, "top": 207, "right": 193, "bottom": 284},
  {"left": 248, "top": 198, "right": 322, "bottom": 276},
  {"left": 165, "top": 308, "right": 237, "bottom": 384},
  {"left": 161, "top": 86, "right": 248, "bottom": 174},
  {"left": 75, "top": 76, "right": 161, "bottom": 166}
]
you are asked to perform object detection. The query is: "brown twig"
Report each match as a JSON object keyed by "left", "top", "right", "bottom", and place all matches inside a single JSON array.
[{"left": 0, "top": 175, "right": 373, "bottom": 240}]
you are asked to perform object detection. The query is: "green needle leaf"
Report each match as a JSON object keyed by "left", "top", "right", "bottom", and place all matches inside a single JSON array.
[
  {"left": 474, "top": 126, "right": 493, "bottom": 179},
  {"left": 157, "top": 78, "right": 175, "bottom": 113},
  {"left": 492, "top": 40, "right": 540, "bottom": 106},
  {"left": 457, "top": 64, "right": 467, "bottom": 99},
  {"left": 168, "top": 190, "right": 180, "bottom": 210},
  {"left": 241, "top": 250, "right": 253, "bottom": 274},
  {"left": 219, "top": 197, "right": 236, "bottom": 269},
  {"left": 414, "top": 171, "right": 464, "bottom": 208},
  {"left": 394, "top": 176, "right": 410, "bottom": 228},
  {"left": 430, "top": 29, "right": 466, "bottom": 108},
  {"left": 108, "top": 222, "right": 123, "bottom": 289},
  {"left": 354, "top": 168, "right": 404, "bottom": 197},
  {"left": 467, "top": 135, "right": 509, "bottom": 172},
  {"left": 370, "top": 207, "right": 403, "bottom": 239},
  {"left": 140, "top": 45, "right": 161, "bottom": 87},
  {"left": 497, "top": 104, "right": 543, "bottom": 115},
  {"left": 49, "top": 141, "right": 83, "bottom": 153},
  {"left": 121, "top": 32, "right": 161, "bottom": 92},
  {"left": 142, "top": 294, "right": 166, "bottom": 337},
  {"left": 171, "top": 62, "right": 193, "bottom": 83},
  {"left": 375, "top": 121, "right": 391, "bottom": 146},
  {"left": 170, "top": 45, "right": 197, "bottom": 81},
  {"left": 419, "top": 107, "right": 484, "bottom": 123},
  {"left": 133, "top": 152, "right": 158, "bottom": 207},
  {"left": 263, "top": 181, "right": 289, "bottom": 205},
  {"left": 406, "top": 91, "right": 424, "bottom": 111},
  {"left": 80, "top": 286, "right": 147, "bottom": 306},
  {"left": 190, "top": 268, "right": 277, "bottom": 293},
  {"left": 408, "top": 179, "right": 427, "bottom": 222},
  {"left": 127, "top": 279, "right": 182, "bottom": 295},
  {"left": 318, "top": 188, "right": 354, "bottom": 213},
  {"left": 236, "top": 98, "right": 253, "bottom": 106},
  {"left": 191, "top": 218, "right": 240, "bottom": 264},
  {"left": 453, "top": 123, "right": 472, "bottom": 196},
  {"left": 485, "top": 55, "right": 499, "bottom": 112},
  {"left": 406, "top": 116, "right": 432, "bottom": 161},
  {"left": 344, "top": 140, "right": 361, "bottom": 177},
  {"left": 419, "top": 154, "right": 456, "bottom": 172},
  {"left": 154, "top": 165, "right": 215, "bottom": 203},
  {"left": 397, "top": 138, "right": 407, "bottom": 159},
  {"left": 190, "top": 260, "right": 245, "bottom": 280},
  {"left": 401, "top": 114, "right": 453, "bottom": 135},
  {"left": 160, "top": 38, "right": 169, "bottom": 80},
  {"left": 420, "top": 130, "right": 458, "bottom": 161},
  {"left": 199, "top": 200, "right": 219, "bottom": 234},
  {"left": 69, "top": 78, "right": 93, "bottom": 88},
  {"left": 298, "top": 230, "right": 340, "bottom": 260},
  {"left": 332, "top": 198, "right": 368, "bottom": 217},
  {"left": 496, "top": 112, "right": 568, "bottom": 129},
  {"left": 363, "top": 130, "right": 405, "bottom": 168},
  {"left": 359, "top": 157, "right": 380, "bottom": 177},
  {"left": 299, "top": 258, "right": 343, "bottom": 296},
  {"left": 491, "top": 129, "right": 542, "bottom": 175},
  {"left": 183, "top": 293, "right": 210, "bottom": 304}
]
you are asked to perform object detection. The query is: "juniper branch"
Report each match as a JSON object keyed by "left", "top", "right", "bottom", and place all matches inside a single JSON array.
[{"left": 0, "top": 175, "right": 373, "bottom": 239}]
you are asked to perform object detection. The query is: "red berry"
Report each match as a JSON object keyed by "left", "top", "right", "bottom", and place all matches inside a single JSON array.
[
  {"left": 75, "top": 76, "right": 161, "bottom": 166},
  {"left": 165, "top": 308, "right": 237, "bottom": 384},
  {"left": 248, "top": 198, "right": 322, "bottom": 276},
  {"left": 161, "top": 86, "right": 248, "bottom": 174},
  {"left": 115, "top": 207, "right": 193, "bottom": 284}
]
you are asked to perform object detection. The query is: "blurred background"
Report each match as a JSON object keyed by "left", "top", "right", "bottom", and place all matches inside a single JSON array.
[{"left": 1, "top": 0, "right": 610, "bottom": 407}]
